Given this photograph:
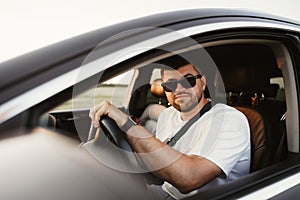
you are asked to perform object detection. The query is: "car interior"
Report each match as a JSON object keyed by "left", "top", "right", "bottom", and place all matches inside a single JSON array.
[
  {"left": 36, "top": 35, "right": 294, "bottom": 194},
  {"left": 122, "top": 40, "right": 288, "bottom": 172}
]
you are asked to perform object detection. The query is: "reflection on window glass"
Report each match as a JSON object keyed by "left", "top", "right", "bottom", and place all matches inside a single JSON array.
[
  {"left": 270, "top": 77, "right": 284, "bottom": 89},
  {"left": 270, "top": 77, "right": 285, "bottom": 102},
  {"left": 52, "top": 70, "right": 134, "bottom": 111}
]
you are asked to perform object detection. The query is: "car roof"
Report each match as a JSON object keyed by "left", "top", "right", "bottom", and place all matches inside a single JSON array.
[{"left": 0, "top": 8, "right": 299, "bottom": 96}]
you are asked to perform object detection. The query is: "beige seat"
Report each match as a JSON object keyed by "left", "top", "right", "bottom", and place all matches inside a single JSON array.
[{"left": 139, "top": 79, "right": 167, "bottom": 134}]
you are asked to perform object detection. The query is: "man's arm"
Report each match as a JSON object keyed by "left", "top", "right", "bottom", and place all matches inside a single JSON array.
[{"left": 90, "top": 101, "right": 222, "bottom": 194}]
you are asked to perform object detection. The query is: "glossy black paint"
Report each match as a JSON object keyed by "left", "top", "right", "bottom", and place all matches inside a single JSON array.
[{"left": 1, "top": 9, "right": 299, "bottom": 104}]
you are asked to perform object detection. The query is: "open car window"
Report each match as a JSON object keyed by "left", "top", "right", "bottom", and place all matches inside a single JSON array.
[
  {"left": 36, "top": 30, "right": 298, "bottom": 199},
  {"left": 43, "top": 35, "right": 295, "bottom": 156}
]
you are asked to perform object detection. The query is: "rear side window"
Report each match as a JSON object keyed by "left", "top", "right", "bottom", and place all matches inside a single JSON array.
[
  {"left": 205, "top": 43, "right": 286, "bottom": 108},
  {"left": 197, "top": 34, "right": 300, "bottom": 155}
]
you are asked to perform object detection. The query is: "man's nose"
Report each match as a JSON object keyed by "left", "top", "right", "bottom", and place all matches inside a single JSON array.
[{"left": 175, "top": 82, "right": 185, "bottom": 92}]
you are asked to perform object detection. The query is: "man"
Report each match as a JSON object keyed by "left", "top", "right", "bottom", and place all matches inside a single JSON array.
[{"left": 89, "top": 59, "right": 251, "bottom": 199}]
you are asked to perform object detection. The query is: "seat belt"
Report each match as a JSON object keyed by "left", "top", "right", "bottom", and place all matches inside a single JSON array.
[
  {"left": 166, "top": 101, "right": 213, "bottom": 147},
  {"left": 146, "top": 101, "right": 213, "bottom": 185}
]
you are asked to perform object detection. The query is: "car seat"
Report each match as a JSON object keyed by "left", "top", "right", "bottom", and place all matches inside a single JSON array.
[
  {"left": 234, "top": 106, "right": 287, "bottom": 172},
  {"left": 234, "top": 106, "right": 267, "bottom": 172},
  {"left": 139, "top": 79, "right": 167, "bottom": 134}
]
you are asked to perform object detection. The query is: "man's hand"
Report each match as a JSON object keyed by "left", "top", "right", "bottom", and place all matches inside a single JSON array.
[
  {"left": 89, "top": 100, "right": 128, "bottom": 128},
  {"left": 88, "top": 102, "right": 222, "bottom": 194}
]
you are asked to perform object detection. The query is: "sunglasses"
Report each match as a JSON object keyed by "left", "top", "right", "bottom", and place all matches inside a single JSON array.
[{"left": 161, "top": 74, "right": 202, "bottom": 92}]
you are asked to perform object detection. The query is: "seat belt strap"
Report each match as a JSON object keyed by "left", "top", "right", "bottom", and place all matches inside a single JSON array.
[{"left": 166, "top": 101, "right": 213, "bottom": 147}]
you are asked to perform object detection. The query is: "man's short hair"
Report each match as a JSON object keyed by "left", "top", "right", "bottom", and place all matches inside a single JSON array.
[
  {"left": 157, "top": 54, "right": 210, "bottom": 98},
  {"left": 158, "top": 54, "right": 201, "bottom": 76}
]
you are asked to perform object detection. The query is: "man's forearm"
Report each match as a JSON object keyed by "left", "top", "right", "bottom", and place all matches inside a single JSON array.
[
  {"left": 89, "top": 101, "right": 221, "bottom": 193},
  {"left": 125, "top": 125, "right": 221, "bottom": 194},
  {"left": 125, "top": 125, "right": 198, "bottom": 192}
]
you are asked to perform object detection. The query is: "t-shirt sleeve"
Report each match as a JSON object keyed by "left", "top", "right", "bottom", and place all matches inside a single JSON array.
[
  {"left": 192, "top": 109, "right": 251, "bottom": 177},
  {"left": 155, "top": 108, "right": 168, "bottom": 140}
]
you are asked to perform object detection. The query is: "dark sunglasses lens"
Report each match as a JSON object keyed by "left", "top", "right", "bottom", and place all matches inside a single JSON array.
[
  {"left": 180, "top": 77, "right": 196, "bottom": 88},
  {"left": 162, "top": 76, "right": 200, "bottom": 92},
  {"left": 162, "top": 82, "right": 177, "bottom": 92}
]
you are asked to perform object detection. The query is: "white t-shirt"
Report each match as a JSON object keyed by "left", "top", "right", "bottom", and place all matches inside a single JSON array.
[{"left": 156, "top": 103, "right": 251, "bottom": 199}]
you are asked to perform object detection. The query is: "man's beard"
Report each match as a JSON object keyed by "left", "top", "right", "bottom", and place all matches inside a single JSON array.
[{"left": 172, "top": 92, "right": 202, "bottom": 112}]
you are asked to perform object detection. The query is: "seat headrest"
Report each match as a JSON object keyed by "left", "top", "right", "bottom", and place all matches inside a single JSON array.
[{"left": 150, "top": 79, "right": 165, "bottom": 97}]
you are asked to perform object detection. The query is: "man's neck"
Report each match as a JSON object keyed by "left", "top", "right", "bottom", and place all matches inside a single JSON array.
[{"left": 180, "top": 98, "right": 209, "bottom": 121}]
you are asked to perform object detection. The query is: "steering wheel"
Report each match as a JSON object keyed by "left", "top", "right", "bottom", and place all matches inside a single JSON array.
[
  {"left": 86, "top": 115, "right": 145, "bottom": 170},
  {"left": 86, "top": 115, "right": 163, "bottom": 184},
  {"left": 87, "top": 115, "right": 133, "bottom": 151},
  {"left": 99, "top": 115, "right": 134, "bottom": 152}
]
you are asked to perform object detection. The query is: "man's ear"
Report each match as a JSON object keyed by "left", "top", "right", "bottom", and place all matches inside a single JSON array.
[
  {"left": 200, "top": 75, "right": 206, "bottom": 90},
  {"left": 201, "top": 76, "right": 211, "bottom": 98}
]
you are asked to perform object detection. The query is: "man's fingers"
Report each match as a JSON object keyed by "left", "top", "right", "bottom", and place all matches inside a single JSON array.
[
  {"left": 94, "top": 109, "right": 103, "bottom": 128},
  {"left": 89, "top": 108, "right": 95, "bottom": 121},
  {"left": 89, "top": 108, "right": 97, "bottom": 128},
  {"left": 89, "top": 101, "right": 111, "bottom": 128}
]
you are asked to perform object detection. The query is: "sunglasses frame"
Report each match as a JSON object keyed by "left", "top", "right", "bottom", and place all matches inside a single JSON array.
[{"left": 161, "top": 74, "right": 202, "bottom": 92}]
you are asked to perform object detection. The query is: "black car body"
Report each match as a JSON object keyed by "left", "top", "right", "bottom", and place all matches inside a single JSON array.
[{"left": 0, "top": 9, "right": 300, "bottom": 199}]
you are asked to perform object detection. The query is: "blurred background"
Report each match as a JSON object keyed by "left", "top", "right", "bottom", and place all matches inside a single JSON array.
[{"left": 1, "top": 0, "right": 299, "bottom": 63}]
